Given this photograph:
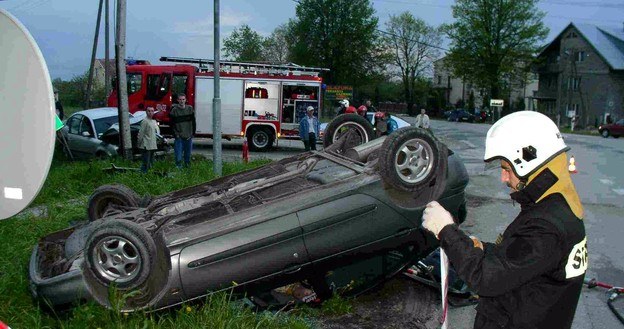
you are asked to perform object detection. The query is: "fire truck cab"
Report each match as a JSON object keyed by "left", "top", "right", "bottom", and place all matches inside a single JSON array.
[{"left": 107, "top": 57, "right": 328, "bottom": 151}]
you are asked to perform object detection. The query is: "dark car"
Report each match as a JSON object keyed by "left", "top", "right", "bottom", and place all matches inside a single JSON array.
[
  {"left": 29, "top": 117, "right": 468, "bottom": 312},
  {"left": 60, "top": 108, "right": 169, "bottom": 159},
  {"left": 447, "top": 109, "right": 476, "bottom": 123},
  {"left": 599, "top": 119, "right": 624, "bottom": 138}
]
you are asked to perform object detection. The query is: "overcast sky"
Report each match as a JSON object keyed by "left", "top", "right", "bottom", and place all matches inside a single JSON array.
[{"left": 1, "top": 0, "right": 622, "bottom": 80}]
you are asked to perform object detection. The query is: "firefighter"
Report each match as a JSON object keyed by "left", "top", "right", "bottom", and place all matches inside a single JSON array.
[
  {"left": 337, "top": 99, "right": 357, "bottom": 116},
  {"left": 422, "top": 111, "right": 587, "bottom": 329}
]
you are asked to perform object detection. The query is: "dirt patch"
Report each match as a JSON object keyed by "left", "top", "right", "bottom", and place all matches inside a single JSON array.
[
  {"left": 317, "top": 277, "right": 442, "bottom": 329},
  {"left": 465, "top": 194, "right": 493, "bottom": 208}
]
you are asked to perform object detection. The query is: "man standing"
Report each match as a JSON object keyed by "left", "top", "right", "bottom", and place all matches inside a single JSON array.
[
  {"left": 137, "top": 107, "right": 160, "bottom": 173},
  {"left": 299, "top": 106, "right": 320, "bottom": 151},
  {"left": 415, "top": 108, "right": 430, "bottom": 130},
  {"left": 422, "top": 111, "right": 587, "bottom": 329},
  {"left": 169, "top": 94, "right": 195, "bottom": 168},
  {"left": 365, "top": 99, "right": 376, "bottom": 113},
  {"left": 54, "top": 89, "right": 64, "bottom": 120}
]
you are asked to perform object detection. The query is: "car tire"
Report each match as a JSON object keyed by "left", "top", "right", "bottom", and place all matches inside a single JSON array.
[
  {"left": 379, "top": 127, "right": 440, "bottom": 192},
  {"left": 247, "top": 127, "right": 274, "bottom": 152},
  {"left": 323, "top": 113, "right": 375, "bottom": 150},
  {"left": 88, "top": 184, "right": 141, "bottom": 221},
  {"left": 84, "top": 219, "right": 156, "bottom": 291},
  {"left": 601, "top": 129, "right": 610, "bottom": 138}
]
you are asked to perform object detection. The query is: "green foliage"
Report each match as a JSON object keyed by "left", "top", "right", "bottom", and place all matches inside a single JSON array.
[
  {"left": 468, "top": 90, "right": 476, "bottom": 110},
  {"left": 383, "top": 12, "right": 442, "bottom": 115},
  {"left": 290, "top": 0, "right": 382, "bottom": 85},
  {"left": 443, "top": 0, "right": 548, "bottom": 99},
  {"left": 222, "top": 24, "right": 265, "bottom": 62},
  {"left": 53, "top": 72, "right": 107, "bottom": 108},
  {"left": 263, "top": 23, "right": 295, "bottom": 63}
]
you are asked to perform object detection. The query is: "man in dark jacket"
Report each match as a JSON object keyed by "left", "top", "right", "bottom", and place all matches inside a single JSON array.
[
  {"left": 423, "top": 111, "right": 587, "bottom": 329},
  {"left": 169, "top": 94, "right": 196, "bottom": 168}
]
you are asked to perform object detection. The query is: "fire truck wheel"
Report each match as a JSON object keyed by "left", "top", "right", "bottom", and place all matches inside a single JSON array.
[
  {"left": 88, "top": 184, "right": 141, "bottom": 221},
  {"left": 379, "top": 127, "right": 440, "bottom": 192},
  {"left": 323, "top": 114, "right": 375, "bottom": 149},
  {"left": 247, "top": 127, "right": 274, "bottom": 152}
]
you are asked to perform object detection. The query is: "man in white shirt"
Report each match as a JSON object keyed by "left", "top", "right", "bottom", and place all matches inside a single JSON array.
[{"left": 416, "top": 108, "right": 430, "bottom": 130}]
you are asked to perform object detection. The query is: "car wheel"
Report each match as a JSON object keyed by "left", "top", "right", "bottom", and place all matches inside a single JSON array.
[
  {"left": 379, "top": 127, "right": 440, "bottom": 192},
  {"left": 614, "top": 135, "right": 620, "bottom": 139},
  {"left": 601, "top": 129, "right": 610, "bottom": 138},
  {"left": 88, "top": 184, "right": 140, "bottom": 221},
  {"left": 96, "top": 151, "right": 110, "bottom": 160},
  {"left": 84, "top": 219, "right": 156, "bottom": 291},
  {"left": 323, "top": 113, "right": 375, "bottom": 150},
  {"left": 247, "top": 127, "right": 274, "bottom": 152}
]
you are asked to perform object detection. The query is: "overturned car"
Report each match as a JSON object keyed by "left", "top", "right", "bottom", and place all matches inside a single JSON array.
[{"left": 29, "top": 115, "right": 469, "bottom": 311}]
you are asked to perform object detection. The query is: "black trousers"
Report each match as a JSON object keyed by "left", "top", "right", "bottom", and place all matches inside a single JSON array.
[{"left": 303, "top": 132, "right": 317, "bottom": 151}]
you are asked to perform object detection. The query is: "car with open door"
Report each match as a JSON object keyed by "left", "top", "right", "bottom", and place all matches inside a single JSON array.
[{"left": 29, "top": 114, "right": 469, "bottom": 312}]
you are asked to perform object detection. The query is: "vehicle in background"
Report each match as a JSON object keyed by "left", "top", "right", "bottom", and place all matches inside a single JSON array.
[
  {"left": 107, "top": 57, "right": 329, "bottom": 152},
  {"left": 598, "top": 119, "right": 624, "bottom": 138},
  {"left": 60, "top": 107, "right": 169, "bottom": 159},
  {"left": 447, "top": 109, "right": 475, "bottom": 123}
]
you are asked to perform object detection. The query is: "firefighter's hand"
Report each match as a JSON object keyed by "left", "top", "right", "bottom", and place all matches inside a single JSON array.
[{"left": 422, "top": 201, "right": 454, "bottom": 239}]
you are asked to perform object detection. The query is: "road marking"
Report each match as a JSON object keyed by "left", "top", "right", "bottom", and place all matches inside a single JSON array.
[
  {"left": 612, "top": 188, "right": 624, "bottom": 196},
  {"left": 600, "top": 179, "right": 614, "bottom": 186}
]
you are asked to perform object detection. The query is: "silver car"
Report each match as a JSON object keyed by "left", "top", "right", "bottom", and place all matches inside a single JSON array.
[{"left": 60, "top": 107, "right": 167, "bottom": 159}]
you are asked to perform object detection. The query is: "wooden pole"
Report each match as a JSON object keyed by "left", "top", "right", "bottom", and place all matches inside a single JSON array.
[
  {"left": 85, "top": 0, "right": 104, "bottom": 110},
  {"left": 213, "top": 0, "right": 222, "bottom": 175},
  {"left": 104, "top": 0, "right": 110, "bottom": 99},
  {"left": 115, "top": 0, "right": 132, "bottom": 159}
]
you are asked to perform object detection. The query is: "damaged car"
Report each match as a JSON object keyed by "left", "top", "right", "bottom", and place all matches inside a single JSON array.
[{"left": 30, "top": 115, "right": 469, "bottom": 312}]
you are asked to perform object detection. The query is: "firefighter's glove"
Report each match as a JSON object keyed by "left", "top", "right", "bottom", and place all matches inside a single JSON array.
[{"left": 422, "top": 201, "right": 454, "bottom": 239}]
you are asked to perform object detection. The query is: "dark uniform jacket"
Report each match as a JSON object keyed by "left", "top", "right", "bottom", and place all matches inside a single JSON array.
[
  {"left": 170, "top": 104, "right": 196, "bottom": 139},
  {"left": 438, "top": 154, "right": 587, "bottom": 329}
]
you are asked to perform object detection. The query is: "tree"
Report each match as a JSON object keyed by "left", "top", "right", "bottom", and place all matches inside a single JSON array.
[
  {"left": 262, "top": 23, "right": 294, "bottom": 63},
  {"left": 53, "top": 72, "right": 106, "bottom": 108},
  {"left": 383, "top": 12, "right": 442, "bottom": 115},
  {"left": 222, "top": 25, "right": 264, "bottom": 61},
  {"left": 468, "top": 90, "right": 476, "bottom": 110},
  {"left": 290, "top": 0, "right": 382, "bottom": 86},
  {"left": 443, "top": 0, "right": 548, "bottom": 101}
]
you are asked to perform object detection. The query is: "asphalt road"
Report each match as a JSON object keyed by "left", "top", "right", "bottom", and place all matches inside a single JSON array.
[{"left": 192, "top": 117, "right": 624, "bottom": 328}]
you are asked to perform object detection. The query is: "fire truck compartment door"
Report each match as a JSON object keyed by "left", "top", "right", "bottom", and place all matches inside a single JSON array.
[{"left": 195, "top": 77, "right": 243, "bottom": 135}]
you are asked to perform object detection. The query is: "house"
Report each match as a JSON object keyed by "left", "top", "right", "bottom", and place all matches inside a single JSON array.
[
  {"left": 535, "top": 22, "right": 624, "bottom": 127},
  {"left": 432, "top": 57, "right": 482, "bottom": 110},
  {"left": 432, "top": 57, "right": 537, "bottom": 112},
  {"left": 93, "top": 59, "right": 116, "bottom": 89}
]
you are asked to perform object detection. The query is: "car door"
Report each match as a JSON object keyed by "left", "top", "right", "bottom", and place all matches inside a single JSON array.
[
  {"left": 297, "top": 193, "right": 415, "bottom": 265},
  {"left": 615, "top": 119, "right": 624, "bottom": 135},
  {"left": 65, "top": 115, "right": 97, "bottom": 158},
  {"left": 178, "top": 213, "right": 311, "bottom": 298}
]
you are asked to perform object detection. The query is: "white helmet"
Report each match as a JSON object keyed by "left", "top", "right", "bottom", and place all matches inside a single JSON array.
[
  {"left": 339, "top": 99, "right": 349, "bottom": 107},
  {"left": 484, "top": 111, "right": 568, "bottom": 178}
]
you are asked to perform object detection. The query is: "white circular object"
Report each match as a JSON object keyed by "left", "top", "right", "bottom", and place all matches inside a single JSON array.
[{"left": 0, "top": 9, "right": 56, "bottom": 219}]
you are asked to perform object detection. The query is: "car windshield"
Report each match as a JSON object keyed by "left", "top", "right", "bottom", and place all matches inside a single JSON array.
[
  {"left": 93, "top": 116, "right": 120, "bottom": 136},
  {"left": 617, "top": 119, "right": 624, "bottom": 125}
]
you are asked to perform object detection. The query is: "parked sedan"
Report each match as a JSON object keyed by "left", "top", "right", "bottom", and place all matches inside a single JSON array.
[
  {"left": 599, "top": 119, "right": 624, "bottom": 138},
  {"left": 30, "top": 118, "right": 469, "bottom": 312},
  {"left": 447, "top": 109, "right": 475, "bottom": 122},
  {"left": 60, "top": 107, "right": 168, "bottom": 159}
]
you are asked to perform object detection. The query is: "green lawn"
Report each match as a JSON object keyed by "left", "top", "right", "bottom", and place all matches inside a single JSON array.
[{"left": 0, "top": 152, "right": 324, "bottom": 328}]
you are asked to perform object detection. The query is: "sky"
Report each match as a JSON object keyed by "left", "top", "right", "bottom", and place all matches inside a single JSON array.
[{"left": 1, "top": 0, "right": 623, "bottom": 80}]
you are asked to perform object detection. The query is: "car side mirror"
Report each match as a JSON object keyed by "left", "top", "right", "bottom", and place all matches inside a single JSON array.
[{"left": 82, "top": 131, "right": 91, "bottom": 137}]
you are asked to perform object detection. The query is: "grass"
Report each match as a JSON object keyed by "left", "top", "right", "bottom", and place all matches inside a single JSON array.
[{"left": 0, "top": 150, "right": 325, "bottom": 328}]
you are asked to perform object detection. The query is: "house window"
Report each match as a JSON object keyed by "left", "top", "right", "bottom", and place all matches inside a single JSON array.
[
  {"left": 567, "top": 32, "right": 578, "bottom": 38},
  {"left": 567, "top": 77, "right": 580, "bottom": 90},
  {"left": 575, "top": 51, "right": 585, "bottom": 62},
  {"left": 437, "top": 75, "right": 442, "bottom": 85}
]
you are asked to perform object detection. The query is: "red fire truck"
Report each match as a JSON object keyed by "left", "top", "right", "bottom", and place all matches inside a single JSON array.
[{"left": 107, "top": 56, "right": 329, "bottom": 151}]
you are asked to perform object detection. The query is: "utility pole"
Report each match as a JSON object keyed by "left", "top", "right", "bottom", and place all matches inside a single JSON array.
[
  {"left": 213, "top": 0, "right": 223, "bottom": 176},
  {"left": 115, "top": 0, "right": 132, "bottom": 159},
  {"left": 84, "top": 0, "right": 104, "bottom": 110},
  {"left": 104, "top": 0, "right": 110, "bottom": 99}
]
